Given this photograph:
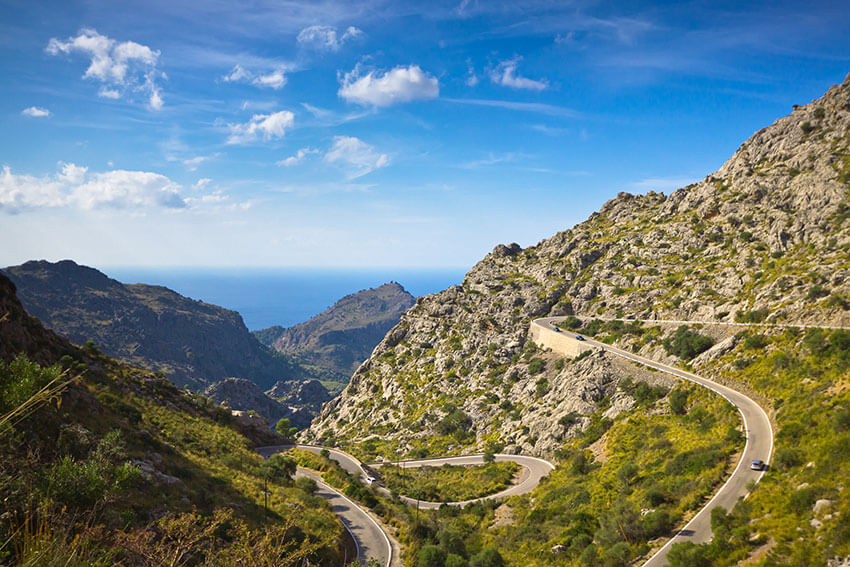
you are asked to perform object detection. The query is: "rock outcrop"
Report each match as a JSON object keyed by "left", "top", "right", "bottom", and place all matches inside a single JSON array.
[
  {"left": 255, "top": 282, "right": 415, "bottom": 390},
  {"left": 305, "top": 74, "right": 850, "bottom": 457}
]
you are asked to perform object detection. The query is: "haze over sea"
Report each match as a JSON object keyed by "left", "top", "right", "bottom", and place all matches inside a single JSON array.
[{"left": 104, "top": 267, "right": 467, "bottom": 331}]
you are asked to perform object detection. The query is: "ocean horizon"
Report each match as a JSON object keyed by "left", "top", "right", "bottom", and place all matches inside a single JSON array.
[{"left": 103, "top": 266, "right": 468, "bottom": 331}]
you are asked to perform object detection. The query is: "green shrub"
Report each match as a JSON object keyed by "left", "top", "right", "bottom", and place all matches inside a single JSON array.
[
  {"left": 436, "top": 407, "right": 472, "bottom": 435},
  {"left": 663, "top": 326, "right": 714, "bottom": 359},
  {"left": 535, "top": 378, "right": 549, "bottom": 398},
  {"left": 48, "top": 457, "right": 109, "bottom": 509},
  {"left": 667, "top": 541, "right": 712, "bottom": 567},
  {"left": 602, "top": 541, "right": 631, "bottom": 567},
  {"left": 743, "top": 334, "right": 768, "bottom": 350},
  {"left": 806, "top": 284, "right": 830, "bottom": 301},
  {"left": 527, "top": 358, "right": 545, "bottom": 375},
  {"left": 735, "top": 309, "right": 769, "bottom": 323},
  {"left": 438, "top": 526, "right": 466, "bottom": 557},
  {"left": 641, "top": 509, "right": 671, "bottom": 538},
  {"left": 469, "top": 547, "right": 503, "bottom": 567},
  {"left": 418, "top": 545, "right": 447, "bottom": 567},
  {"left": 773, "top": 448, "right": 804, "bottom": 470},
  {"left": 669, "top": 388, "right": 688, "bottom": 415},
  {"left": 800, "top": 121, "right": 815, "bottom": 134}
]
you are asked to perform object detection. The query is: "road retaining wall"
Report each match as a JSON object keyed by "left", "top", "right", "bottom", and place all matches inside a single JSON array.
[{"left": 529, "top": 322, "right": 594, "bottom": 357}]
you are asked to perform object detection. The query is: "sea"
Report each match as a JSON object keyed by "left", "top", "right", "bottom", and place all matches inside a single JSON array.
[{"left": 104, "top": 267, "right": 468, "bottom": 331}]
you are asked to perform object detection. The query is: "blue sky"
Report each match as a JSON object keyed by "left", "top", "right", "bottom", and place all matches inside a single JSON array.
[{"left": 1, "top": 0, "right": 849, "bottom": 268}]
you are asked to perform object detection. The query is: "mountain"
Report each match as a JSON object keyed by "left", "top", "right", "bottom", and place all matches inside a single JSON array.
[
  {"left": 306, "top": 75, "right": 850, "bottom": 453},
  {"left": 303, "top": 73, "right": 850, "bottom": 566},
  {"left": 2, "top": 260, "right": 301, "bottom": 390},
  {"left": 0, "top": 272, "right": 346, "bottom": 565},
  {"left": 255, "top": 282, "right": 415, "bottom": 391}
]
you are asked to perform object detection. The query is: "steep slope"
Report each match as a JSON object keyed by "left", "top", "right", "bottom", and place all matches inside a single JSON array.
[
  {"left": 0, "top": 272, "right": 346, "bottom": 565},
  {"left": 2, "top": 260, "right": 301, "bottom": 390},
  {"left": 256, "top": 282, "right": 415, "bottom": 391},
  {"left": 307, "top": 73, "right": 850, "bottom": 457},
  {"left": 204, "top": 377, "right": 289, "bottom": 425}
]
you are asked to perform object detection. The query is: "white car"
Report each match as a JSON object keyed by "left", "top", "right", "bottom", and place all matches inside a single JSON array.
[
  {"left": 750, "top": 459, "right": 765, "bottom": 471},
  {"left": 364, "top": 476, "right": 376, "bottom": 485}
]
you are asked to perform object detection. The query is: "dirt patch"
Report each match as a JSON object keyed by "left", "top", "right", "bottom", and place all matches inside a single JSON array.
[
  {"left": 741, "top": 536, "right": 776, "bottom": 564},
  {"left": 827, "top": 379, "right": 850, "bottom": 396},
  {"left": 491, "top": 503, "right": 515, "bottom": 528},
  {"left": 588, "top": 431, "right": 610, "bottom": 464}
]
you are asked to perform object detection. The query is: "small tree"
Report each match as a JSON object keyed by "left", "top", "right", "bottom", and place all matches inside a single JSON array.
[{"left": 275, "top": 417, "right": 298, "bottom": 438}]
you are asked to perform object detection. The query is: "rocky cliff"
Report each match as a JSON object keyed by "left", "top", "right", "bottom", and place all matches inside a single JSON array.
[
  {"left": 305, "top": 74, "right": 850, "bottom": 457},
  {"left": 255, "top": 282, "right": 415, "bottom": 391},
  {"left": 2, "top": 260, "right": 301, "bottom": 390}
]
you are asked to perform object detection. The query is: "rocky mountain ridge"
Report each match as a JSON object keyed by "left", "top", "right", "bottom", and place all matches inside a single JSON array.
[
  {"left": 305, "top": 73, "right": 850, "bottom": 457},
  {"left": 2, "top": 260, "right": 301, "bottom": 391},
  {"left": 255, "top": 282, "right": 415, "bottom": 391}
]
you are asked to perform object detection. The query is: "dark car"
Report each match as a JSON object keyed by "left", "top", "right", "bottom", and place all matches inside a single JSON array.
[
  {"left": 751, "top": 459, "right": 765, "bottom": 471},
  {"left": 575, "top": 335, "right": 585, "bottom": 341},
  {"left": 552, "top": 326, "right": 561, "bottom": 332}
]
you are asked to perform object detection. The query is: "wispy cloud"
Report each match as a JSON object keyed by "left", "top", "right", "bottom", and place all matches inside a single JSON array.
[
  {"left": 223, "top": 63, "right": 290, "bottom": 89},
  {"left": 297, "top": 25, "right": 363, "bottom": 51},
  {"left": 339, "top": 64, "right": 439, "bottom": 107},
  {"left": 530, "top": 124, "right": 570, "bottom": 136},
  {"left": 459, "top": 152, "right": 523, "bottom": 169},
  {"left": 226, "top": 110, "right": 294, "bottom": 144},
  {"left": 444, "top": 98, "right": 579, "bottom": 118},
  {"left": 490, "top": 57, "right": 547, "bottom": 90},
  {"left": 324, "top": 136, "right": 389, "bottom": 179},
  {"left": 46, "top": 28, "right": 165, "bottom": 110},
  {"left": 277, "top": 147, "right": 319, "bottom": 167},
  {"left": 21, "top": 106, "right": 51, "bottom": 118}
]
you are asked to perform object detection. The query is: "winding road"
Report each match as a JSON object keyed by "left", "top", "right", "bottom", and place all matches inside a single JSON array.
[
  {"left": 257, "top": 444, "right": 555, "bottom": 566},
  {"left": 532, "top": 317, "right": 775, "bottom": 566},
  {"left": 369, "top": 453, "right": 554, "bottom": 509},
  {"left": 259, "top": 314, "right": 799, "bottom": 566}
]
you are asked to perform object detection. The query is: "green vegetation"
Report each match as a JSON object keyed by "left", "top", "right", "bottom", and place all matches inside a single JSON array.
[
  {"left": 664, "top": 327, "right": 850, "bottom": 564},
  {"left": 380, "top": 462, "right": 519, "bottom": 502},
  {"left": 395, "top": 381, "right": 740, "bottom": 567},
  {"left": 0, "top": 352, "right": 344, "bottom": 566},
  {"left": 663, "top": 326, "right": 715, "bottom": 359}
]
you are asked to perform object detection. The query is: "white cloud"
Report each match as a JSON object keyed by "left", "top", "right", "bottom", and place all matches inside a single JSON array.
[
  {"left": 98, "top": 87, "right": 121, "bottom": 99},
  {"left": 490, "top": 57, "right": 548, "bottom": 91},
  {"left": 297, "top": 25, "right": 363, "bottom": 51},
  {"left": 254, "top": 68, "right": 287, "bottom": 89},
  {"left": 0, "top": 163, "right": 187, "bottom": 212},
  {"left": 445, "top": 98, "right": 579, "bottom": 118},
  {"left": 339, "top": 64, "right": 439, "bottom": 107},
  {"left": 465, "top": 59, "right": 479, "bottom": 87},
  {"left": 277, "top": 147, "right": 319, "bottom": 167},
  {"left": 21, "top": 106, "right": 51, "bottom": 118},
  {"left": 183, "top": 156, "right": 208, "bottom": 171},
  {"left": 226, "top": 110, "right": 295, "bottom": 144},
  {"left": 223, "top": 64, "right": 289, "bottom": 90},
  {"left": 224, "top": 64, "right": 252, "bottom": 82},
  {"left": 46, "top": 28, "right": 164, "bottom": 109},
  {"left": 324, "top": 136, "right": 389, "bottom": 179},
  {"left": 57, "top": 162, "right": 88, "bottom": 184}
]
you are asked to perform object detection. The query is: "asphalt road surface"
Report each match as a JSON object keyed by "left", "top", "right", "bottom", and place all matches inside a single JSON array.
[
  {"left": 532, "top": 317, "right": 774, "bottom": 567},
  {"left": 368, "top": 453, "right": 555, "bottom": 509},
  {"left": 258, "top": 444, "right": 392, "bottom": 567},
  {"left": 257, "top": 445, "right": 556, "bottom": 564}
]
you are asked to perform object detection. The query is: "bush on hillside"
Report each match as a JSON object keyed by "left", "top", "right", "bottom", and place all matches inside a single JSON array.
[{"left": 663, "top": 326, "right": 714, "bottom": 359}]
